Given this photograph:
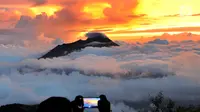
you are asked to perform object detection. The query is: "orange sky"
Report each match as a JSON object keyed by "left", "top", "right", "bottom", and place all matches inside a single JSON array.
[{"left": 0, "top": 0, "right": 200, "bottom": 42}]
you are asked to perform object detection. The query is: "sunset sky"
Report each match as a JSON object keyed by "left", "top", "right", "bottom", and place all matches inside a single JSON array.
[{"left": 0, "top": 0, "right": 200, "bottom": 43}]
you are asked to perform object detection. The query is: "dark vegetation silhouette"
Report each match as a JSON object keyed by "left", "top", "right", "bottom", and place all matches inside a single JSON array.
[{"left": 139, "top": 92, "right": 200, "bottom": 112}]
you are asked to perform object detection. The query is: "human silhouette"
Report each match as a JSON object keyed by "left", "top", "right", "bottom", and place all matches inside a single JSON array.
[
  {"left": 36, "top": 97, "right": 72, "bottom": 112},
  {"left": 71, "top": 95, "right": 84, "bottom": 112},
  {"left": 98, "top": 95, "right": 111, "bottom": 112}
]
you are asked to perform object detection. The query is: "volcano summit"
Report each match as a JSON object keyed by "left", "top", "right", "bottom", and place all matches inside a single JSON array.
[{"left": 40, "top": 32, "right": 119, "bottom": 59}]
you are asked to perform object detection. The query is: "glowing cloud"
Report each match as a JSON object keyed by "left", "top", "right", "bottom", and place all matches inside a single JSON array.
[
  {"left": 1, "top": 0, "right": 200, "bottom": 42},
  {"left": 83, "top": 3, "right": 111, "bottom": 19},
  {"left": 29, "top": 6, "right": 62, "bottom": 16}
]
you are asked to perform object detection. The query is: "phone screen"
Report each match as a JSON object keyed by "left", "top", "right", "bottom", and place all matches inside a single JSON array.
[{"left": 83, "top": 97, "right": 100, "bottom": 108}]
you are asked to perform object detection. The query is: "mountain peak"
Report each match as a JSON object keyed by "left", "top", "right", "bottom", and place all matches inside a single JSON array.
[{"left": 40, "top": 33, "right": 119, "bottom": 59}]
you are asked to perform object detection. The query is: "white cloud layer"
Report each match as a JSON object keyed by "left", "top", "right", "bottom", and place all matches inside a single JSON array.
[{"left": 0, "top": 38, "right": 200, "bottom": 111}]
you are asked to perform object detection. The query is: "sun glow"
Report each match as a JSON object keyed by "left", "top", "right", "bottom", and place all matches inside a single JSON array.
[
  {"left": 83, "top": 3, "right": 111, "bottom": 19},
  {"left": 29, "top": 6, "right": 62, "bottom": 16}
]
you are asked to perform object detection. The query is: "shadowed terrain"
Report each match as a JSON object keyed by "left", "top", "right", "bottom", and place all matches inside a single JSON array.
[{"left": 40, "top": 32, "right": 119, "bottom": 59}]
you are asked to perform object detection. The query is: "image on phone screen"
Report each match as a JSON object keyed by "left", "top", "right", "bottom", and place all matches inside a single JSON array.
[{"left": 83, "top": 97, "right": 100, "bottom": 108}]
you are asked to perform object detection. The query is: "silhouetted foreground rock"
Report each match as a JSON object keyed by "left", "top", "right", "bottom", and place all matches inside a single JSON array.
[
  {"left": 37, "top": 97, "right": 71, "bottom": 112},
  {"left": 0, "top": 104, "right": 38, "bottom": 112},
  {"left": 0, "top": 97, "right": 71, "bottom": 112},
  {"left": 40, "top": 32, "right": 119, "bottom": 59}
]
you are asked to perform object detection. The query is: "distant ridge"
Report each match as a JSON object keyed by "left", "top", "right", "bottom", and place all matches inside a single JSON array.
[{"left": 40, "top": 32, "right": 119, "bottom": 59}]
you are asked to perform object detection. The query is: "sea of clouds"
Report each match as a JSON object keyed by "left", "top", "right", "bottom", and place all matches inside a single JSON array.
[{"left": 0, "top": 38, "right": 200, "bottom": 111}]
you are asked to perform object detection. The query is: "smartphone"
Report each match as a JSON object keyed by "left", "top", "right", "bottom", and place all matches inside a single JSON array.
[{"left": 83, "top": 97, "right": 100, "bottom": 108}]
